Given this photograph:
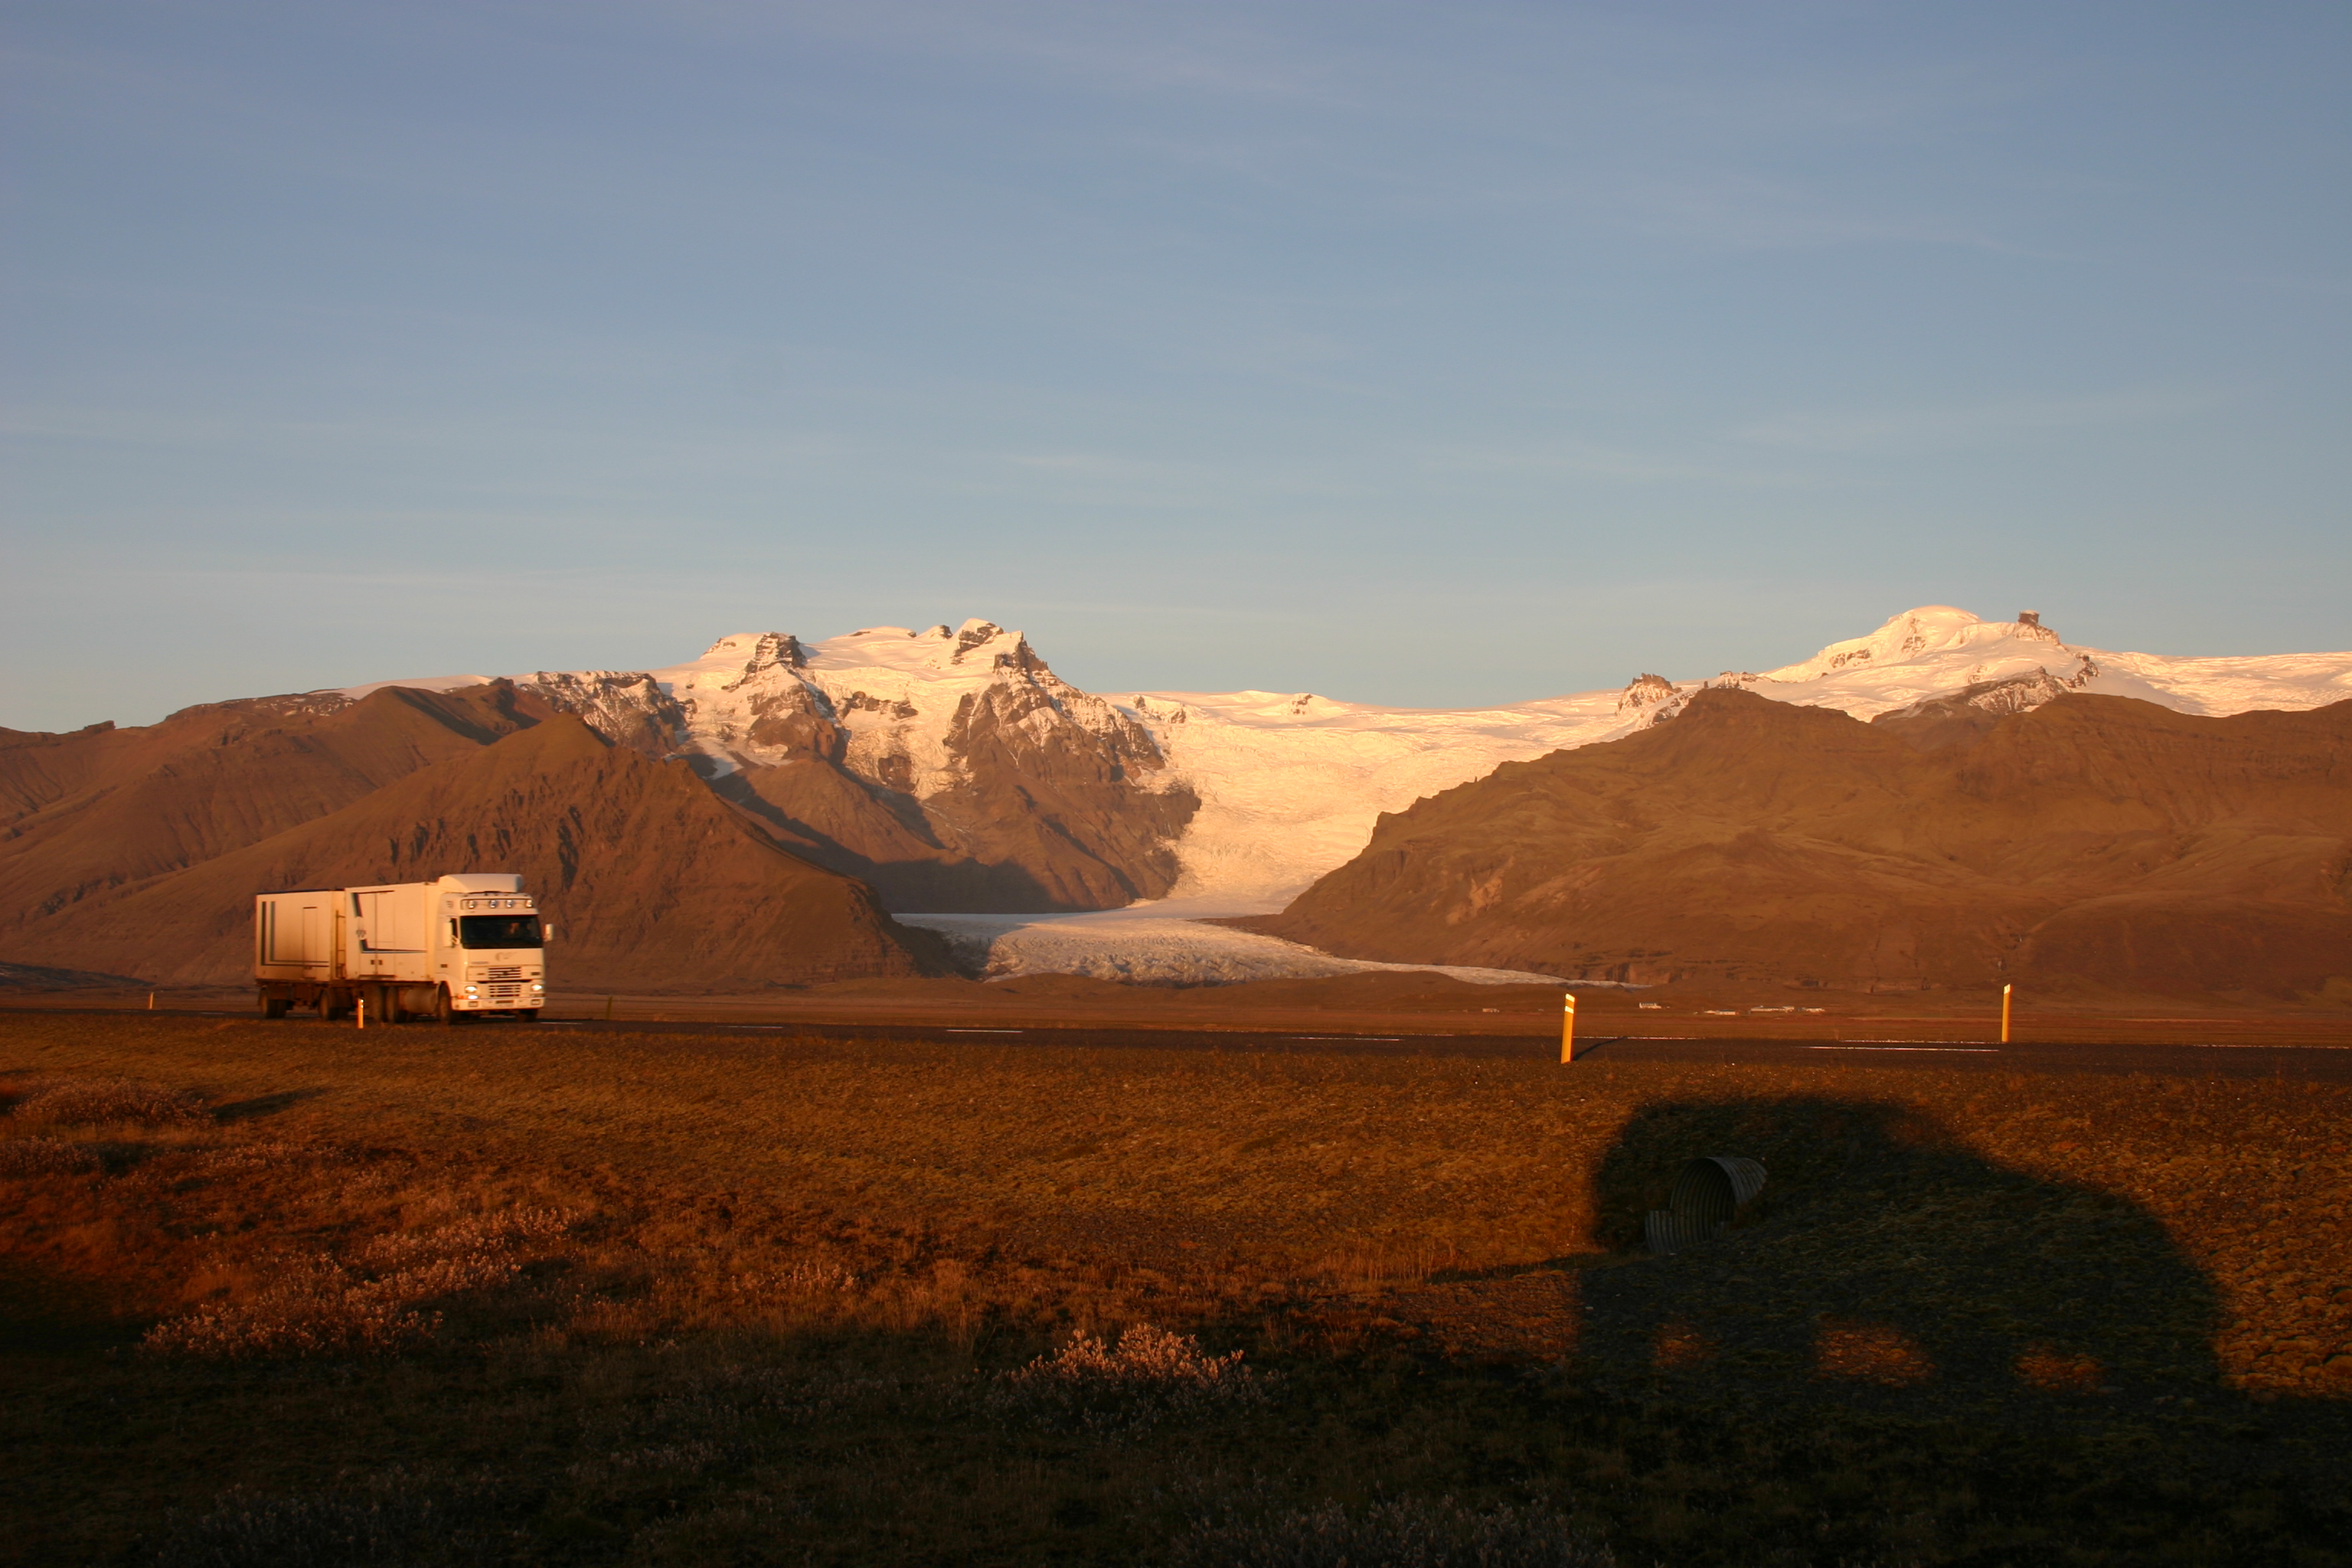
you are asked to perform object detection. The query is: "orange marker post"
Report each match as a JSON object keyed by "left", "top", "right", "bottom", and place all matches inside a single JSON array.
[
  {"left": 357, "top": 995, "right": 367, "bottom": 1031},
  {"left": 2001, "top": 983, "right": 2013, "bottom": 1045},
  {"left": 1560, "top": 992, "right": 1577, "bottom": 1063}
]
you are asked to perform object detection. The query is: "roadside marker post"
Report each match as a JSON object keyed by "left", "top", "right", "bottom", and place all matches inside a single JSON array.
[
  {"left": 1560, "top": 992, "right": 1577, "bottom": 1063},
  {"left": 2001, "top": 983, "right": 2013, "bottom": 1045},
  {"left": 146, "top": 992, "right": 155, "bottom": 1011},
  {"left": 605, "top": 995, "right": 616, "bottom": 1021},
  {"left": 358, "top": 995, "right": 367, "bottom": 1031}
]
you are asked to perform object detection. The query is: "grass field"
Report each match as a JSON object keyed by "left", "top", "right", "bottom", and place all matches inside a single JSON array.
[{"left": 2, "top": 1009, "right": 2347, "bottom": 1565}]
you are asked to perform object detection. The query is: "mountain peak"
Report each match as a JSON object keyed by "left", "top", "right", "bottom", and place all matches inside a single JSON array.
[{"left": 1763, "top": 606, "right": 2069, "bottom": 684}]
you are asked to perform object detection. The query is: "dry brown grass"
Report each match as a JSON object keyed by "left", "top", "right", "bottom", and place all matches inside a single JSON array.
[
  {"left": 1, "top": 1011, "right": 2347, "bottom": 1564},
  {"left": 8, "top": 1073, "right": 207, "bottom": 1125}
]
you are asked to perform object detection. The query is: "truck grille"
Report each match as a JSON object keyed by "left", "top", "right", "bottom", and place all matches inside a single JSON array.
[
  {"left": 485, "top": 984, "right": 524, "bottom": 1004},
  {"left": 485, "top": 965, "right": 522, "bottom": 982}
]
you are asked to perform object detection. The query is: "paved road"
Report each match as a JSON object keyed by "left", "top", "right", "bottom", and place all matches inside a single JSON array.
[{"left": 26, "top": 1006, "right": 2352, "bottom": 1081}]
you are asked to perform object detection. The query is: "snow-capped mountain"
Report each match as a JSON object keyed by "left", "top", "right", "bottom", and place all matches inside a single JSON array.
[
  {"left": 508, "top": 622, "right": 1195, "bottom": 913},
  {"left": 341, "top": 607, "right": 2352, "bottom": 916},
  {"left": 629, "top": 622, "right": 1162, "bottom": 792},
  {"left": 1106, "top": 606, "right": 2352, "bottom": 907}
]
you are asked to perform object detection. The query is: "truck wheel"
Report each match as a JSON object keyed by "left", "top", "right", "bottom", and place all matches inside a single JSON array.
[
  {"left": 435, "top": 985, "right": 454, "bottom": 1027},
  {"left": 316, "top": 989, "right": 335, "bottom": 1021},
  {"left": 262, "top": 994, "right": 289, "bottom": 1020},
  {"left": 383, "top": 985, "right": 403, "bottom": 1025},
  {"left": 517, "top": 1010, "right": 541, "bottom": 1024}
]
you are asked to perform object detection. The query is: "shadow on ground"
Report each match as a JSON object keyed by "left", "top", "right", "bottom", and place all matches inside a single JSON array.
[{"left": 1573, "top": 1095, "right": 2227, "bottom": 1409}]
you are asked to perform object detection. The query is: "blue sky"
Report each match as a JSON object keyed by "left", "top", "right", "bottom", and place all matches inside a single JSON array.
[{"left": 5, "top": 1, "right": 2347, "bottom": 728}]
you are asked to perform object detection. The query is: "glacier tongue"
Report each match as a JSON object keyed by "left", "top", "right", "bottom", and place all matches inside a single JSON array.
[
  {"left": 896, "top": 906, "right": 1573, "bottom": 986},
  {"left": 1109, "top": 687, "right": 1638, "bottom": 908}
]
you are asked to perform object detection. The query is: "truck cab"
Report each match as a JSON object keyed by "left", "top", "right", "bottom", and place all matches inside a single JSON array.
[{"left": 433, "top": 873, "right": 547, "bottom": 1016}]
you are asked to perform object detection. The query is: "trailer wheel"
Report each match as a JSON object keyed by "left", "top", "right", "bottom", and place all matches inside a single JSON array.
[
  {"left": 381, "top": 985, "right": 403, "bottom": 1025},
  {"left": 316, "top": 988, "right": 335, "bottom": 1021},
  {"left": 262, "top": 994, "right": 289, "bottom": 1020}
]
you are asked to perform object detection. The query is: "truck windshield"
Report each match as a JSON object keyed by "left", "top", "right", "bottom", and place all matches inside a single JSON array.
[{"left": 458, "top": 914, "right": 543, "bottom": 949}]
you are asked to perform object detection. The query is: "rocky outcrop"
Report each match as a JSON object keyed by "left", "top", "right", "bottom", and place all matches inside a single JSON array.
[
  {"left": 1867, "top": 659, "right": 2109, "bottom": 749},
  {"left": 524, "top": 622, "right": 1199, "bottom": 912},
  {"left": 1246, "top": 688, "right": 2352, "bottom": 998},
  {"left": 517, "top": 671, "right": 689, "bottom": 757},
  {"left": 1616, "top": 673, "right": 1680, "bottom": 713},
  {"left": 907, "top": 644, "right": 1199, "bottom": 909}
]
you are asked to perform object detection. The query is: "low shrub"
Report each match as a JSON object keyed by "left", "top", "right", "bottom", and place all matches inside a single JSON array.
[
  {"left": 989, "top": 1324, "right": 1266, "bottom": 1438},
  {"left": 12, "top": 1076, "right": 206, "bottom": 1127},
  {"left": 1169, "top": 1496, "right": 1613, "bottom": 1568},
  {"left": 0, "top": 1136, "right": 103, "bottom": 1176},
  {"left": 153, "top": 1471, "right": 490, "bottom": 1567},
  {"left": 144, "top": 1209, "right": 575, "bottom": 1359}
]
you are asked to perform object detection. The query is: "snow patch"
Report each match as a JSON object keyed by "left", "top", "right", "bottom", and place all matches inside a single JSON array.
[{"left": 333, "top": 674, "right": 492, "bottom": 700}]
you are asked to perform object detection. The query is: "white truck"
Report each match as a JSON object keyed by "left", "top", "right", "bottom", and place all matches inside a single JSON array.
[{"left": 255, "top": 873, "right": 550, "bottom": 1024}]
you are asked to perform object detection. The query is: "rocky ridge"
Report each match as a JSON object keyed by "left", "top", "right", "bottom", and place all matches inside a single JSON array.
[{"left": 513, "top": 621, "right": 1198, "bottom": 912}]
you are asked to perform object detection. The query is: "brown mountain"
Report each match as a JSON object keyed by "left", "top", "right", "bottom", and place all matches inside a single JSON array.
[
  {"left": 1243, "top": 688, "right": 2352, "bottom": 998},
  {"left": 0, "top": 684, "right": 553, "bottom": 948},
  {"left": 5, "top": 716, "right": 937, "bottom": 988}
]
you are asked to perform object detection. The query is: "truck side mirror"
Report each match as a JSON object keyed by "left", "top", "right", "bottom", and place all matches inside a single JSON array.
[{"left": 544, "top": 924, "right": 556, "bottom": 943}]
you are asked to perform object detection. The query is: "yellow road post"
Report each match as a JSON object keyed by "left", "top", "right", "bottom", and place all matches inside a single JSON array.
[
  {"left": 2001, "top": 982, "right": 2013, "bottom": 1045},
  {"left": 1560, "top": 992, "right": 1577, "bottom": 1063},
  {"left": 357, "top": 995, "right": 367, "bottom": 1031}
]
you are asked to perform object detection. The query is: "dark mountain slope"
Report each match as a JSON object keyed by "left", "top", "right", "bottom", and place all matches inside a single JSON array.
[
  {"left": 1246, "top": 689, "right": 2352, "bottom": 997},
  {"left": 7, "top": 717, "right": 937, "bottom": 988}
]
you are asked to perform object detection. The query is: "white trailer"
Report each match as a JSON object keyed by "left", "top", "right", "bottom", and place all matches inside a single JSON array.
[{"left": 255, "top": 873, "right": 550, "bottom": 1024}]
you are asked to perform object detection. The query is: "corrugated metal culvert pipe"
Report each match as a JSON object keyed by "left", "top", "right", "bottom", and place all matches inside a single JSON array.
[{"left": 1644, "top": 1156, "right": 1768, "bottom": 1256}]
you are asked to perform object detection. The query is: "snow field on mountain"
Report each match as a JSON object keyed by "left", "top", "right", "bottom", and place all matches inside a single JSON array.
[
  {"left": 1109, "top": 607, "right": 2352, "bottom": 910},
  {"left": 1112, "top": 690, "right": 1631, "bottom": 908}
]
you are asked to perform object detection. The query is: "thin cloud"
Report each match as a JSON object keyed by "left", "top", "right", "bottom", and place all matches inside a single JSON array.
[
  {"left": 1735, "top": 386, "right": 2239, "bottom": 454},
  {"left": 1416, "top": 438, "right": 1823, "bottom": 491}
]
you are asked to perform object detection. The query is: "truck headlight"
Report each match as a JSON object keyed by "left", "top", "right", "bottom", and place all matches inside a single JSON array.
[
  {"left": 464, "top": 984, "right": 479, "bottom": 995},
  {"left": 531, "top": 982, "right": 544, "bottom": 993}
]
